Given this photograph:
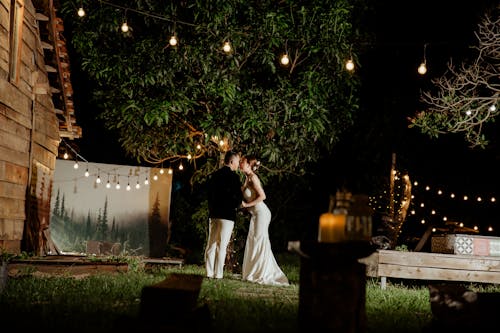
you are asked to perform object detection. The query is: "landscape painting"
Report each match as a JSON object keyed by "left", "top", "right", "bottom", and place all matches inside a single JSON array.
[{"left": 49, "top": 159, "right": 172, "bottom": 257}]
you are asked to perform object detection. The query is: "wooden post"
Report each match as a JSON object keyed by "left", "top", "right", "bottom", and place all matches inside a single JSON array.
[{"left": 297, "top": 241, "right": 374, "bottom": 333}]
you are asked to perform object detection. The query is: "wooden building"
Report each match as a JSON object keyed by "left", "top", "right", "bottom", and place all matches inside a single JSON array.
[{"left": 0, "top": 0, "right": 80, "bottom": 255}]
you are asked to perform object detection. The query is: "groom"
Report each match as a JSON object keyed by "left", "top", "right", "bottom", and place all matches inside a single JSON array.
[{"left": 204, "top": 150, "right": 243, "bottom": 279}]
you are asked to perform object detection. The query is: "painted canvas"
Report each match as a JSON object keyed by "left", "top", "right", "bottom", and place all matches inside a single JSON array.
[{"left": 49, "top": 159, "right": 172, "bottom": 257}]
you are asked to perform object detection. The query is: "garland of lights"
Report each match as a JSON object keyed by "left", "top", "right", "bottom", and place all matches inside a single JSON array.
[
  {"left": 369, "top": 170, "right": 497, "bottom": 234},
  {"left": 59, "top": 139, "right": 175, "bottom": 191}
]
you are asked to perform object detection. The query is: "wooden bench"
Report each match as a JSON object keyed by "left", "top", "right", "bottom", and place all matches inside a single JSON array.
[
  {"left": 139, "top": 273, "right": 207, "bottom": 329},
  {"left": 360, "top": 250, "right": 500, "bottom": 289}
]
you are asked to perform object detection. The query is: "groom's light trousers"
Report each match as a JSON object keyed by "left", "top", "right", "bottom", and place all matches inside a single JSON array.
[{"left": 204, "top": 218, "right": 234, "bottom": 279}]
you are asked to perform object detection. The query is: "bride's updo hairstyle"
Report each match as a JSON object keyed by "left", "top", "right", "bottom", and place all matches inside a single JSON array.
[{"left": 245, "top": 155, "right": 261, "bottom": 172}]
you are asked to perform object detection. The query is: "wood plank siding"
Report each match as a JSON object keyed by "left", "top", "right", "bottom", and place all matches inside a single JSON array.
[{"left": 0, "top": 0, "right": 80, "bottom": 255}]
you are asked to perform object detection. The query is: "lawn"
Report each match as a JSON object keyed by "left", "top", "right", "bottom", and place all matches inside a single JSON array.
[{"left": 1, "top": 253, "right": 498, "bottom": 333}]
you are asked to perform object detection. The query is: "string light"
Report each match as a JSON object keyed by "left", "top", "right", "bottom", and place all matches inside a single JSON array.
[
  {"left": 345, "top": 59, "right": 354, "bottom": 71},
  {"left": 417, "top": 43, "right": 427, "bottom": 75},
  {"left": 169, "top": 34, "right": 178, "bottom": 46},
  {"left": 222, "top": 41, "right": 232, "bottom": 53},
  {"left": 280, "top": 53, "right": 290, "bottom": 66},
  {"left": 74, "top": 2, "right": 448, "bottom": 81},
  {"left": 121, "top": 21, "right": 129, "bottom": 33},
  {"left": 77, "top": 7, "right": 85, "bottom": 17}
]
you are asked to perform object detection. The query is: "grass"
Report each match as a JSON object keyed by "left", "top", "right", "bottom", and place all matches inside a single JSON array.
[{"left": 1, "top": 253, "right": 499, "bottom": 332}]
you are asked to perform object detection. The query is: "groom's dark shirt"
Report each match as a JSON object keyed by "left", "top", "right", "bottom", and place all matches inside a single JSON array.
[{"left": 207, "top": 165, "right": 243, "bottom": 221}]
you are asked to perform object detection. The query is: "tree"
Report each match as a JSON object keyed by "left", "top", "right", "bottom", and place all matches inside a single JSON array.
[
  {"left": 60, "top": 0, "right": 369, "bottom": 183},
  {"left": 409, "top": 7, "right": 499, "bottom": 148}
]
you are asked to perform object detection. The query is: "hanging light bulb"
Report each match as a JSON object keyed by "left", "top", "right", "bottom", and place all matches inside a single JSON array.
[
  {"left": 222, "top": 41, "right": 232, "bottom": 53},
  {"left": 418, "top": 43, "right": 428, "bottom": 75},
  {"left": 84, "top": 169, "right": 89, "bottom": 177},
  {"left": 153, "top": 173, "right": 158, "bottom": 181},
  {"left": 159, "top": 168, "right": 164, "bottom": 174},
  {"left": 280, "top": 54, "right": 290, "bottom": 66},
  {"left": 63, "top": 152, "right": 69, "bottom": 159},
  {"left": 168, "top": 168, "right": 173, "bottom": 175},
  {"left": 144, "top": 177, "right": 149, "bottom": 185},
  {"left": 418, "top": 62, "right": 427, "bottom": 75},
  {"left": 135, "top": 181, "right": 140, "bottom": 189},
  {"left": 77, "top": 7, "right": 85, "bottom": 17},
  {"left": 96, "top": 175, "right": 101, "bottom": 184},
  {"left": 187, "top": 153, "right": 192, "bottom": 160},
  {"left": 169, "top": 34, "right": 178, "bottom": 46},
  {"left": 345, "top": 59, "right": 354, "bottom": 71},
  {"left": 73, "top": 161, "right": 79, "bottom": 169},
  {"left": 179, "top": 162, "right": 184, "bottom": 170},
  {"left": 121, "top": 21, "right": 129, "bottom": 33}
]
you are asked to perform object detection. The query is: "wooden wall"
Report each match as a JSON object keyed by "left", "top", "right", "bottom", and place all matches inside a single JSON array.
[{"left": 0, "top": 0, "right": 60, "bottom": 255}]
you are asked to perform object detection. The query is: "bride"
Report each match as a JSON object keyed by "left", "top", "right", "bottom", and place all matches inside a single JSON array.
[{"left": 240, "top": 155, "right": 289, "bottom": 286}]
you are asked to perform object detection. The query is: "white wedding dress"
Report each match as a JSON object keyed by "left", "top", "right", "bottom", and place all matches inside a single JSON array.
[{"left": 242, "top": 186, "right": 289, "bottom": 286}]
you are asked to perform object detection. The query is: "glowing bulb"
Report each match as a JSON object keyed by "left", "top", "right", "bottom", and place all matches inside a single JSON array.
[
  {"left": 222, "top": 41, "right": 232, "bottom": 53},
  {"left": 187, "top": 153, "right": 192, "bottom": 160},
  {"left": 219, "top": 140, "right": 224, "bottom": 146},
  {"left": 153, "top": 174, "right": 158, "bottom": 181},
  {"left": 280, "top": 54, "right": 290, "bottom": 66},
  {"left": 345, "top": 59, "right": 354, "bottom": 71},
  {"left": 106, "top": 181, "right": 111, "bottom": 189},
  {"left": 463, "top": 195, "right": 468, "bottom": 200},
  {"left": 418, "top": 62, "right": 427, "bottom": 75},
  {"left": 159, "top": 168, "right": 164, "bottom": 174},
  {"left": 168, "top": 168, "right": 173, "bottom": 175},
  {"left": 489, "top": 104, "right": 496, "bottom": 112},
  {"left": 144, "top": 178, "right": 149, "bottom": 185},
  {"left": 63, "top": 152, "right": 69, "bottom": 159},
  {"left": 96, "top": 176, "right": 101, "bottom": 184},
  {"left": 196, "top": 144, "right": 201, "bottom": 150},
  {"left": 179, "top": 163, "right": 184, "bottom": 170},
  {"left": 73, "top": 162, "right": 79, "bottom": 169},
  {"left": 84, "top": 169, "right": 89, "bottom": 177},
  {"left": 169, "top": 35, "right": 178, "bottom": 46},
  {"left": 77, "top": 7, "right": 85, "bottom": 17},
  {"left": 474, "top": 226, "right": 478, "bottom": 231},
  {"left": 121, "top": 22, "right": 129, "bottom": 33},
  {"left": 135, "top": 182, "right": 140, "bottom": 189},
  {"left": 126, "top": 184, "right": 131, "bottom": 191}
]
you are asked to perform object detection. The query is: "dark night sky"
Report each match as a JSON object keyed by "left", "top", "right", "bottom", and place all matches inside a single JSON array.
[{"left": 71, "top": 1, "right": 499, "bottom": 232}]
